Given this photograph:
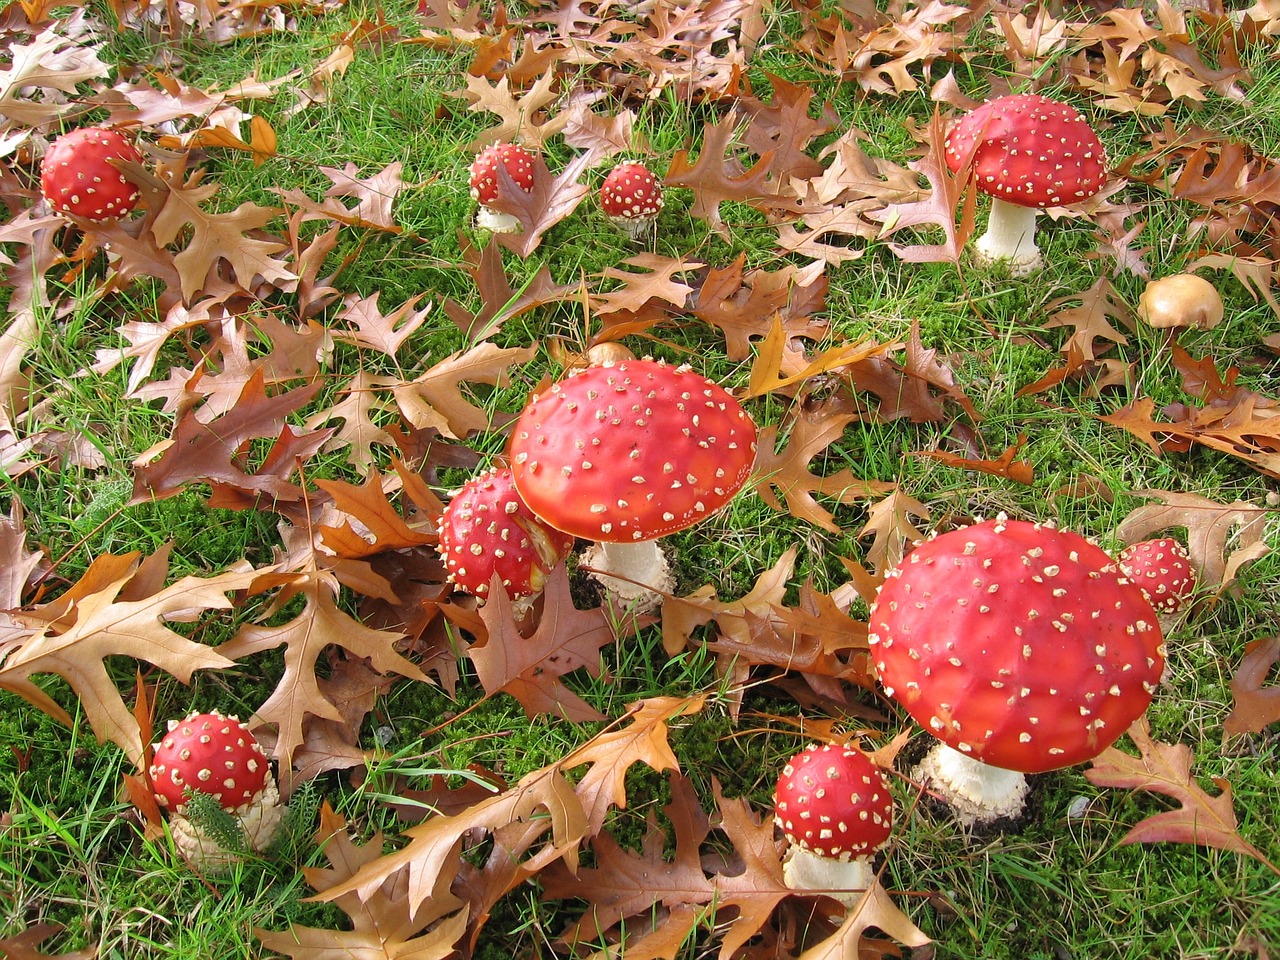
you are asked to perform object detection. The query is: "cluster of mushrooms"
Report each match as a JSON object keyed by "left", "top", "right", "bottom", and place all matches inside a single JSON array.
[{"left": 35, "top": 95, "right": 1210, "bottom": 887}]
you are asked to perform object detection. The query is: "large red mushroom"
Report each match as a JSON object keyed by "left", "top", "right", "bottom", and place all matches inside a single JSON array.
[
  {"left": 508, "top": 358, "right": 757, "bottom": 607},
  {"left": 437, "top": 465, "right": 574, "bottom": 604},
  {"left": 869, "top": 516, "right": 1164, "bottom": 825},
  {"left": 944, "top": 94, "right": 1106, "bottom": 276},
  {"left": 774, "top": 743, "right": 893, "bottom": 906},
  {"left": 148, "top": 710, "right": 284, "bottom": 868}
]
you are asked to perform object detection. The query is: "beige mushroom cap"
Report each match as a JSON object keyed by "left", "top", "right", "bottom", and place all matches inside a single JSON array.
[{"left": 1137, "top": 274, "right": 1224, "bottom": 330}]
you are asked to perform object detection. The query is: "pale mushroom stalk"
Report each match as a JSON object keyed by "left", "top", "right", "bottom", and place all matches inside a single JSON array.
[
  {"left": 973, "top": 199, "right": 1042, "bottom": 276},
  {"left": 579, "top": 538, "right": 673, "bottom": 600},
  {"left": 912, "top": 744, "right": 1029, "bottom": 827},
  {"left": 780, "top": 847, "right": 876, "bottom": 904}
]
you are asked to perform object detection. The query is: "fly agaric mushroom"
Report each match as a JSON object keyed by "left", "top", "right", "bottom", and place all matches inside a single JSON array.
[
  {"left": 869, "top": 516, "right": 1164, "bottom": 826},
  {"left": 437, "top": 465, "right": 574, "bottom": 603},
  {"left": 774, "top": 743, "right": 893, "bottom": 907},
  {"left": 148, "top": 710, "right": 284, "bottom": 869},
  {"left": 1118, "top": 538, "right": 1196, "bottom": 617},
  {"left": 508, "top": 358, "right": 757, "bottom": 607},
  {"left": 600, "top": 161, "right": 664, "bottom": 240},
  {"left": 41, "top": 127, "right": 142, "bottom": 222},
  {"left": 944, "top": 94, "right": 1106, "bottom": 276},
  {"left": 1136, "top": 274, "right": 1223, "bottom": 331},
  {"left": 468, "top": 142, "right": 536, "bottom": 234}
]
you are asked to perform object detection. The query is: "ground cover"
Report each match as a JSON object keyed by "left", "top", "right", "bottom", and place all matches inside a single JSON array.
[{"left": 1, "top": 0, "right": 1280, "bottom": 958}]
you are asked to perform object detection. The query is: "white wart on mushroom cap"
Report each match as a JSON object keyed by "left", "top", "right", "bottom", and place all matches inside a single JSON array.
[
  {"left": 944, "top": 93, "right": 1106, "bottom": 210},
  {"left": 437, "top": 466, "right": 574, "bottom": 601},
  {"left": 508, "top": 359, "right": 758, "bottom": 543},
  {"left": 869, "top": 517, "right": 1165, "bottom": 774}
]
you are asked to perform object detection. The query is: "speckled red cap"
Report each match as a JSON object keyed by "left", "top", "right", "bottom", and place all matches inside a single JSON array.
[
  {"left": 600, "top": 161, "right": 664, "bottom": 227},
  {"left": 149, "top": 711, "right": 269, "bottom": 812},
  {"left": 468, "top": 142, "right": 535, "bottom": 205},
  {"left": 41, "top": 127, "right": 142, "bottom": 221},
  {"left": 1118, "top": 538, "right": 1196, "bottom": 614},
  {"left": 509, "top": 359, "right": 757, "bottom": 543},
  {"left": 944, "top": 94, "right": 1106, "bottom": 209},
  {"left": 438, "top": 466, "right": 574, "bottom": 600},
  {"left": 774, "top": 743, "right": 893, "bottom": 860},
  {"left": 870, "top": 517, "right": 1165, "bottom": 774}
]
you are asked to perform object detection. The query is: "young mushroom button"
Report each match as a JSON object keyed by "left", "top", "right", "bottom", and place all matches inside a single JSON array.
[
  {"left": 1118, "top": 538, "right": 1196, "bottom": 617},
  {"left": 600, "top": 161, "right": 664, "bottom": 241},
  {"left": 868, "top": 517, "right": 1165, "bottom": 825},
  {"left": 438, "top": 466, "right": 574, "bottom": 603},
  {"left": 41, "top": 127, "right": 143, "bottom": 222},
  {"left": 148, "top": 710, "right": 285, "bottom": 869},
  {"left": 468, "top": 142, "right": 536, "bottom": 234},
  {"left": 944, "top": 94, "right": 1106, "bottom": 276},
  {"left": 774, "top": 743, "right": 893, "bottom": 907},
  {"left": 508, "top": 359, "right": 757, "bottom": 605}
]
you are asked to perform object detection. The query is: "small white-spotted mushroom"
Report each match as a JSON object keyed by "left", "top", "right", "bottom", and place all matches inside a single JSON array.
[
  {"left": 148, "top": 711, "right": 284, "bottom": 869},
  {"left": 774, "top": 743, "right": 893, "bottom": 907},
  {"left": 600, "top": 161, "right": 664, "bottom": 241},
  {"left": 41, "top": 127, "right": 143, "bottom": 222},
  {"left": 468, "top": 142, "right": 536, "bottom": 234},
  {"left": 944, "top": 94, "right": 1107, "bottom": 276},
  {"left": 437, "top": 465, "right": 574, "bottom": 605},
  {"left": 868, "top": 516, "right": 1165, "bottom": 826},
  {"left": 1118, "top": 537, "right": 1196, "bottom": 639},
  {"left": 508, "top": 358, "right": 758, "bottom": 608}
]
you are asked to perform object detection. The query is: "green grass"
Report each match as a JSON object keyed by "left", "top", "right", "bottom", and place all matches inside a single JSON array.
[{"left": 3, "top": 0, "right": 1280, "bottom": 958}]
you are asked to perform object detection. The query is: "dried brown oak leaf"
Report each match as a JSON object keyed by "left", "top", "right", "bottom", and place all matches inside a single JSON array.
[
  {"left": 486, "top": 151, "right": 593, "bottom": 258},
  {"left": 380, "top": 341, "right": 538, "bottom": 439},
  {"left": 1019, "top": 276, "right": 1133, "bottom": 397},
  {"left": 753, "top": 404, "right": 895, "bottom": 533},
  {"left": 454, "top": 67, "right": 568, "bottom": 151},
  {"left": 316, "top": 699, "right": 701, "bottom": 917},
  {"left": 1085, "top": 717, "right": 1279, "bottom": 875},
  {"left": 256, "top": 802, "right": 469, "bottom": 960},
  {"left": 463, "top": 567, "right": 614, "bottom": 723},
  {"left": 858, "top": 487, "right": 930, "bottom": 578},
  {"left": 446, "top": 235, "right": 578, "bottom": 342},
  {"left": 869, "top": 110, "right": 976, "bottom": 265},
  {"left": 0, "top": 25, "right": 110, "bottom": 128},
  {"left": 216, "top": 573, "right": 428, "bottom": 786},
  {"left": 0, "top": 923, "right": 97, "bottom": 960},
  {"left": 746, "top": 317, "right": 894, "bottom": 400},
  {"left": 331, "top": 292, "right": 433, "bottom": 359},
  {"left": 1113, "top": 489, "right": 1269, "bottom": 598},
  {"left": 0, "top": 553, "right": 256, "bottom": 766},
  {"left": 273, "top": 161, "right": 404, "bottom": 232},
  {"left": 912, "top": 432, "right": 1035, "bottom": 485},
  {"left": 1224, "top": 637, "right": 1280, "bottom": 737},
  {"left": 665, "top": 112, "right": 775, "bottom": 238},
  {"left": 690, "top": 254, "right": 828, "bottom": 362}
]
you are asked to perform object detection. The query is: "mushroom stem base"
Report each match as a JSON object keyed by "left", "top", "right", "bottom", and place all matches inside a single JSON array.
[
  {"left": 914, "top": 742, "right": 1029, "bottom": 827},
  {"left": 169, "top": 776, "right": 286, "bottom": 871},
  {"left": 474, "top": 205, "right": 522, "bottom": 234},
  {"left": 974, "top": 199, "right": 1042, "bottom": 276},
  {"left": 580, "top": 539, "right": 672, "bottom": 611},
  {"left": 781, "top": 844, "right": 874, "bottom": 908}
]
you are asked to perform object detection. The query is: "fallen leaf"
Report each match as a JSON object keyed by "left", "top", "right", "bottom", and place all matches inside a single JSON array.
[{"left": 1224, "top": 637, "right": 1280, "bottom": 736}]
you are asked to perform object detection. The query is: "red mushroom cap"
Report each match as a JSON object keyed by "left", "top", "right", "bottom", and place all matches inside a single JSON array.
[
  {"left": 40, "top": 127, "right": 142, "bottom": 222},
  {"left": 774, "top": 743, "right": 893, "bottom": 860},
  {"left": 600, "top": 161, "right": 664, "bottom": 227},
  {"left": 468, "top": 142, "right": 536, "bottom": 206},
  {"left": 1118, "top": 538, "right": 1196, "bottom": 614},
  {"left": 944, "top": 94, "right": 1106, "bottom": 209},
  {"left": 508, "top": 359, "right": 757, "bottom": 543},
  {"left": 438, "top": 466, "right": 575, "bottom": 600},
  {"left": 869, "top": 517, "right": 1164, "bottom": 774},
  {"left": 149, "top": 711, "right": 269, "bottom": 812}
]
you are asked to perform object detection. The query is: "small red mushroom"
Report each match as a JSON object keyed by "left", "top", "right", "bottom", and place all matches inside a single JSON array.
[
  {"left": 468, "top": 142, "right": 536, "bottom": 234},
  {"left": 148, "top": 710, "right": 284, "bottom": 868},
  {"left": 869, "top": 516, "right": 1164, "bottom": 825},
  {"left": 508, "top": 358, "right": 757, "bottom": 607},
  {"left": 774, "top": 743, "right": 893, "bottom": 906},
  {"left": 437, "top": 465, "right": 574, "bottom": 603},
  {"left": 944, "top": 94, "right": 1106, "bottom": 276},
  {"left": 600, "top": 161, "right": 664, "bottom": 241},
  {"left": 1118, "top": 538, "right": 1196, "bottom": 616},
  {"left": 41, "top": 127, "right": 142, "bottom": 222}
]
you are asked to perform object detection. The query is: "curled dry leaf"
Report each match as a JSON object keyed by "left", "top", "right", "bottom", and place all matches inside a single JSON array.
[{"left": 1224, "top": 637, "right": 1280, "bottom": 737}]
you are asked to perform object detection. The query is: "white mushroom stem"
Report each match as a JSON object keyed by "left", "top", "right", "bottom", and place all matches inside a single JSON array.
[
  {"left": 579, "top": 538, "right": 673, "bottom": 610},
  {"left": 475, "top": 205, "right": 522, "bottom": 234},
  {"left": 914, "top": 742, "right": 1030, "bottom": 827},
  {"left": 973, "top": 198, "right": 1042, "bottom": 276},
  {"left": 781, "top": 844, "right": 875, "bottom": 909}
]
